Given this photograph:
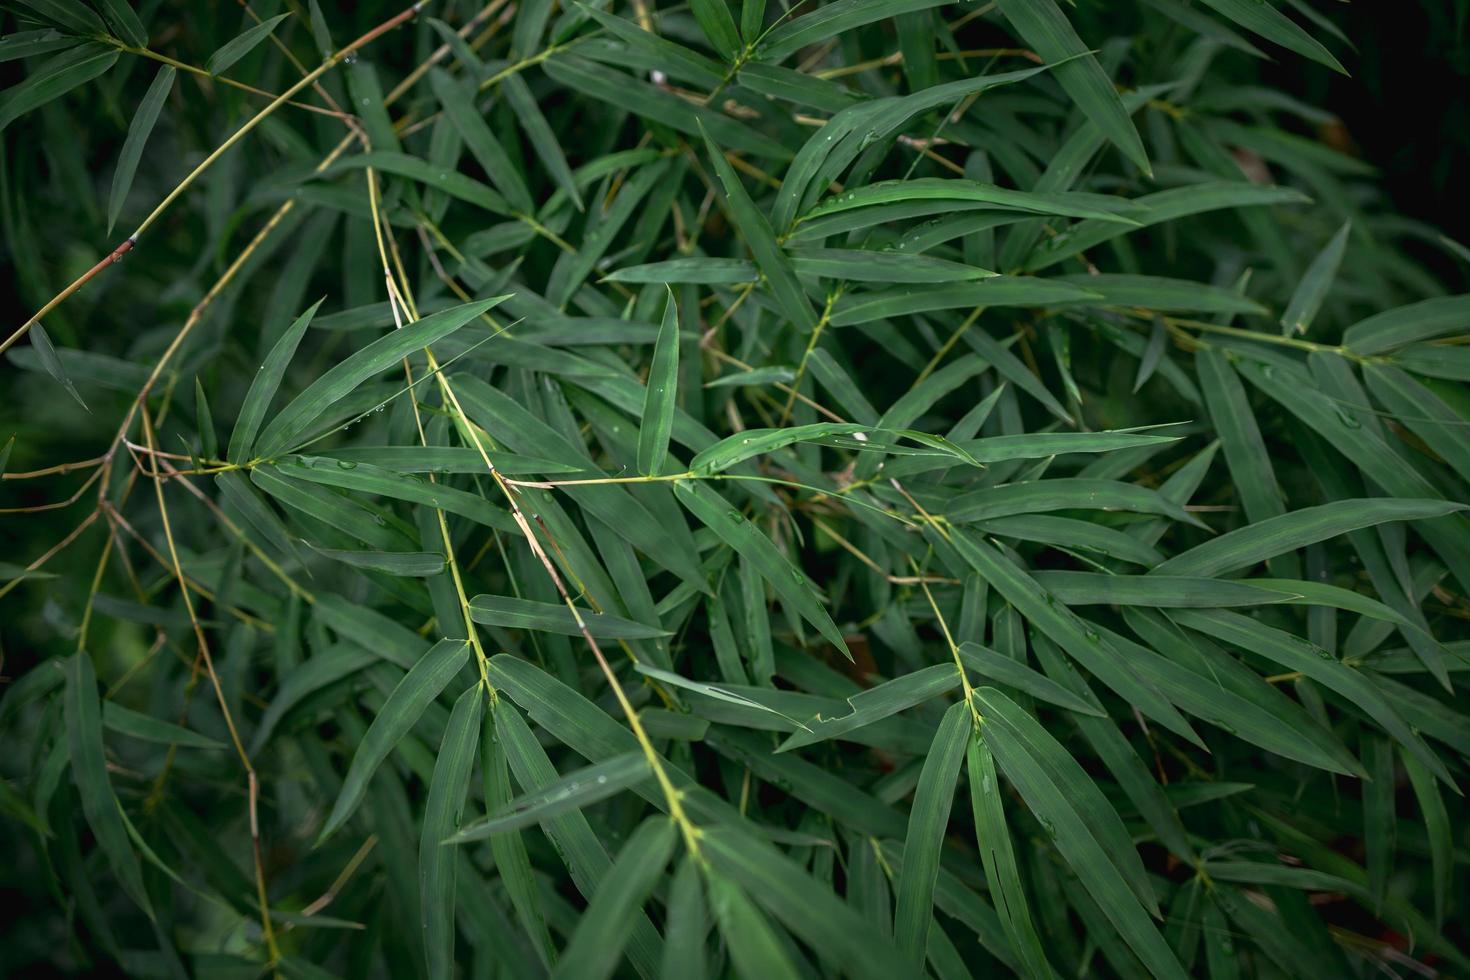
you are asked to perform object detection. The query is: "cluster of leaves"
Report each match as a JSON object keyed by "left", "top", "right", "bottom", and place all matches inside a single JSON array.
[{"left": 3, "top": 0, "right": 1469, "bottom": 977}]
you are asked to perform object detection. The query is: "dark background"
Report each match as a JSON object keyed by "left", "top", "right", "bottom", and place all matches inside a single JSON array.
[{"left": 1274, "top": 1, "right": 1468, "bottom": 239}]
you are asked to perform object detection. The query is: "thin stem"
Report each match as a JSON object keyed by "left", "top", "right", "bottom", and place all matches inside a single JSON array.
[
  {"left": 112, "top": 42, "right": 350, "bottom": 118},
  {"left": 140, "top": 408, "right": 279, "bottom": 968}
]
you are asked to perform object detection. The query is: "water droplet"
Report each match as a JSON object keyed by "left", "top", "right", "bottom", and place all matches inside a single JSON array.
[
  {"left": 335, "top": 459, "right": 358, "bottom": 470},
  {"left": 372, "top": 514, "right": 387, "bottom": 526}
]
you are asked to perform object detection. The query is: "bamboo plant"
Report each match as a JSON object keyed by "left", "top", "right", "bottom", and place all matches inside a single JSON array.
[{"left": 1, "top": 0, "right": 1468, "bottom": 977}]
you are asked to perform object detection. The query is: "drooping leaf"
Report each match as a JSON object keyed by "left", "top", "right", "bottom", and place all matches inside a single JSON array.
[{"left": 318, "top": 639, "right": 472, "bottom": 843}]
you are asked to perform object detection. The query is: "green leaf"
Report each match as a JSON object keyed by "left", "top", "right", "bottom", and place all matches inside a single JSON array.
[
  {"left": 967, "top": 727, "right": 1055, "bottom": 980},
  {"left": 672, "top": 478, "right": 849, "bottom": 656},
  {"left": 95, "top": 0, "right": 146, "bottom": 46},
  {"left": 758, "top": 0, "right": 949, "bottom": 62},
  {"left": 317, "top": 638, "right": 472, "bottom": 843},
  {"left": 778, "top": 663, "right": 960, "bottom": 751},
  {"left": 635, "top": 664, "right": 818, "bottom": 732},
  {"left": 275, "top": 457, "right": 516, "bottom": 535},
  {"left": 102, "top": 701, "right": 225, "bottom": 750},
  {"left": 544, "top": 53, "right": 790, "bottom": 160},
  {"left": 17, "top": 0, "right": 106, "bottom": 35},
  {"left": 305, "top": 544, "right": 446, "bottom": 577},
  {"left": 1197, "top": 349, "right": 1288, "bottom": 546},
  {"left": 577, "top": 6, "right": 726, "bottom": 88},
  {"left": 481, "top": 702, "right": 556, "bottom": 968},
  {"left": 315, "top": 445, "right": 577, "bottom": 475},
  {"left": 0, "top": 45, "right": 118, "bottom": 135},
  {"left": 660, "top": 857, "right": 710, "bottom": 980},
  {"left": 493, "top": 699, "right": 665, "bottom": 976},
  {"left": 205, "top": 13, "right": 288, "bottom": 76},
  {"left": 1281, "top": 220, "right": 1350, "bottom": 334},
  {"left": 791, "top": 247, "right": 996, "bottom": 283},
  {"left": 702, "top": 825, "right": 911, "bottom": 980},
  {"left": 1364, "top": 363, "right": 1470, "bottom": 487},
  {"left": 1032, "top": 571, "right": 1410, "bottom": 625},
  {"left": 1027, "top": 182, "right": 1310, "bottom": 272},
  {"left": 323, "top": 152, "right": 511, "bottom": 215},
  {"left": 419, "top": 683, "right": 482, "bottom": 980},
  {"left": 1053, "top": 274, "right": 1268, "bottom": 314},
  {"left": 1343, "top": 295, "right": 1470, "bottom": 354},
  {"left": 193, "top": 375, "right": 217, "bottom": 460},
  {"left": 973, "top": 687, "right": 1187, "bottom": 980},
  {"left": 830, "top": 277, "right": 1100, "bottom": 326},
  {"left": 469, "top": 594, "right": 668, "bottom": 639},
  {"left": 64, "top": 654, "right": 152, "bottom": 917},
  {"left": 948, "top": 477, "right": 1208, "bottom": 528},
  {"left": 994, "top": 0, "right": 1151, "bottom": 174},
  {"left": 607, "top": 257, "right": 758, "bottom": 285},
  {"left": 705, "top": 872, "right": 801, "bottom": 980},
  {"left": 638, "top": 288, "right": 679, "bottom": 476},
  {"left": 107, "top": 64, "right": 173, "bottom": 233},
  {"left": 28, "top": 322, "right": 87, "bottom": 411},
  {"left": 0, "top": 30, "right": 81, "bottom": 63},
  {"left": 307, "top": 0, "right": 333, "bottom": 57},
  {"left": 449, "top": 752, "right": 650, "bottom": 842},
  {"left": 1401, "top": 750, "right": 1451, "bottom": 928},
  {"left": 251, "top": 644, "right": 377, "bottom": 753},
  {"left": 1363, "top": 734, "right": 1395, "bottom": 912},
  {"left": 228, "top": 298, "right": 325, "bottom": 461},
  {"left": 428, "top": 69, "right": 534, "bottom": 215},
  {"left": 255, "top": 297, "right": 505, "bottom": 458},
  {"left": 554, "top": 817, "right": 677, "bottom": 980},
  {"left": 502, "top": 73, "right": 582, "bottom": 211},
  {"left": 802, "top": 178, "right": 1140, "bottom": 225},
  {"left": 701, "top": 126, "right": 815, "bottom": 333},
  {"left": 893, "top": 700, "right": 970, "bottom": 971},
  {"left": 1154, "top": 498, "right": 1466, "bottom": 577},
  {"left": 1195, "top": 0, "right": 1347, "bottom": 74},
  {"left": 1171, "top": 610, "right": 1451, "bottom": 784},
  {"left": 956, "top": 642, "right": 1102, "bottom": 716},
  {"left": 947, "top": 529, "right": 1201, "bottom": 744},
  {"left": 691, "top": 0, "right": 742, "bottom": 61}
]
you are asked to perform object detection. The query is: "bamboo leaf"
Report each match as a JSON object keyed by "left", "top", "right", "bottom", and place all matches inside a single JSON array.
[
  {"left": 1195, "top": 0, "right": 1347, "bottom": 73},
  {"left": 638, "top": 288, "right": 679, "bottom": 476},
  {"left": 973, "top": 687, "right": 1187, "bottom": 980},
  {"left": 701, "top": 125, "right": 815, "bottom": 333},
  {"left": 419, "top": 683, "right": 483, "bottom": 980},
  {"left": 255, "top": 298, "right": 505, "bottom": 458},
  {"left": 228, "top": 298, "right": 325, "bottom": 461},
  {"left": 994, "top": 0, "right": 1151, "bottom": 174},
  {"left": 967, "top": 727, "right": 1056, "bottom": 980},
  {"left": 0, "top": 45, "right": 118, "bottom": 135},
  {"left": 449, "top": 752, "right": 651, "bottom": 842},
  {"left": 469, "top": 594, "right": 668, "bottom": 639},
  {"left": 893, "top": 700, "right": 970, "bottom": 970},
  {"left": 64, "top": 653, "right": 153, "bottom": 917},
  {"left": 553, "top": 817, "right": 677, "bottom": 980},
  {"left": 1281, "top": 220, "right": 1350, "bottom": 334},
  {"left": 107, "top": 64, "right": 173, "bottom": 233},
  {"left": 102, "top": 701, "right": 225, "bottom": 750},
  {"left": 206, "top": 13, "right": 288, "bottom": 76},
  {"left": 318, "top": 639, "right": 472, "bottom": 843},
  {"left": 1155, "top": 498, "right": 1467, "bottom": 578}
]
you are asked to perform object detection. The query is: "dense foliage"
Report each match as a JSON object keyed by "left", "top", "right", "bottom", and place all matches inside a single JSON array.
[{"left": 2, "top": 0, "right": 1469, "bottom": 977}]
